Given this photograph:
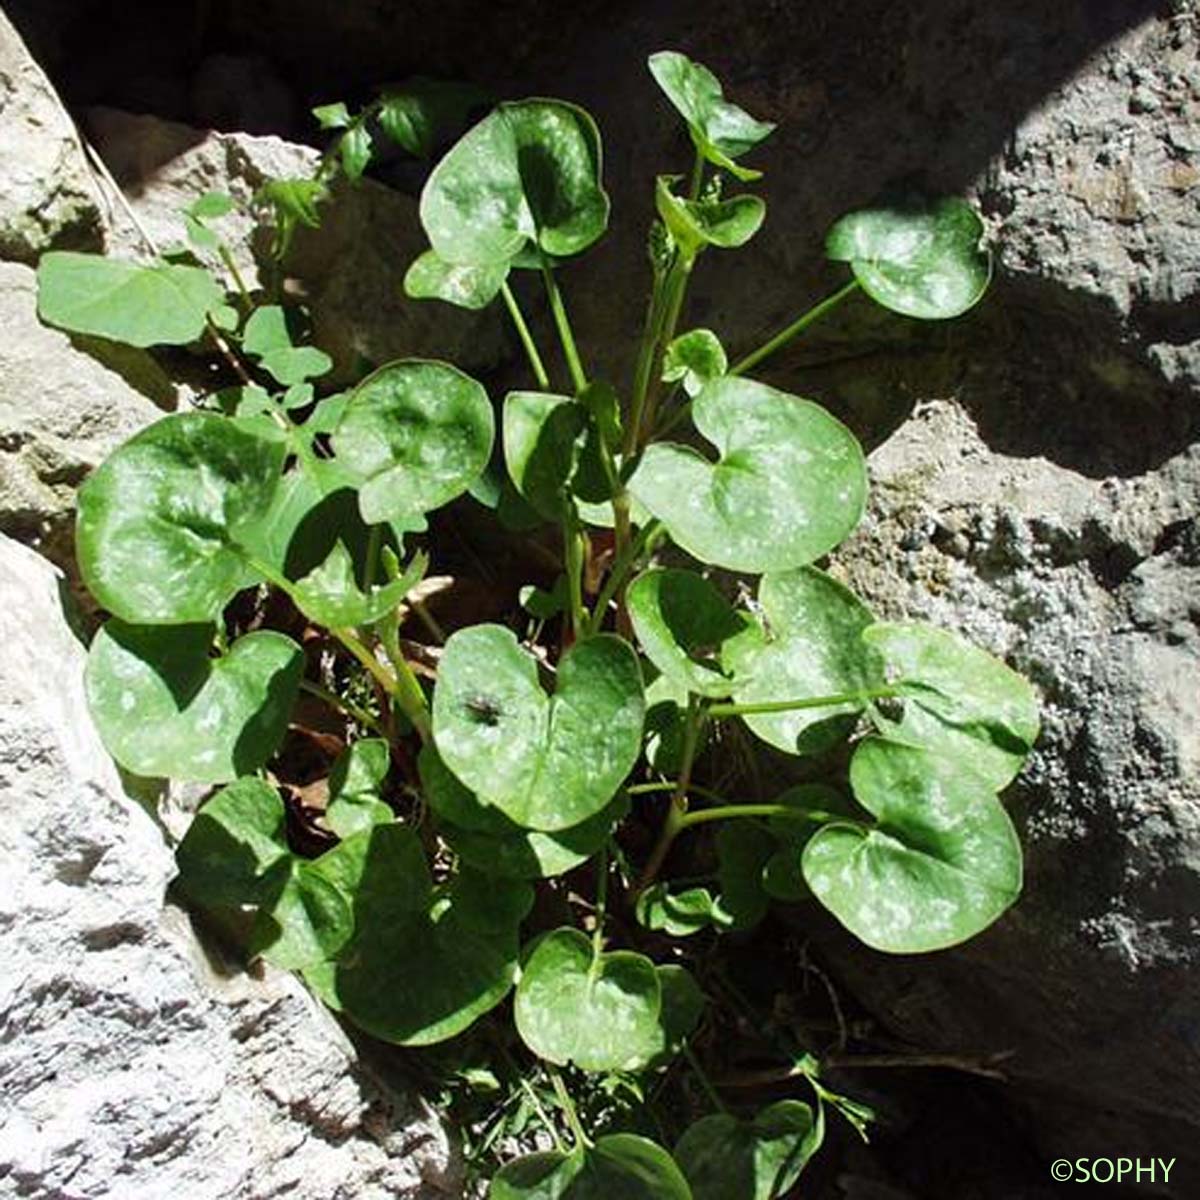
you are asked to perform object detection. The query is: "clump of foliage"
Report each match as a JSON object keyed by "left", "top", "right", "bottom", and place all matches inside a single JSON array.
[{"left": 37, "top": 49, "right": 1034, "bottom": 1197}]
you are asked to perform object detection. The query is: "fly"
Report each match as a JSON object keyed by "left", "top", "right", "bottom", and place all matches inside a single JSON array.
[{"left": 464, "top": 694, "right": 503, "bottom": 726}]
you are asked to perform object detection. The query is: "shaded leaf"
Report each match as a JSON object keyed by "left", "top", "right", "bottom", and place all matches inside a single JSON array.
[
  {"left": 326, "top": 738, "right": 394, "bottom": 838},
  {"left": 378, "top": 77, "right": 488, "bottom": 159},
  {"left": 656, "top": 176, "right": 764, "bottom": 258},
  {"left": 491, "top": 1134, "right": 691, "bottom": 1200}
]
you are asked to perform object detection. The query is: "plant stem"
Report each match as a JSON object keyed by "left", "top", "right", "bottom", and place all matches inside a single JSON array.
[
  {"left": 707, "top": 686, "right": 896, "bottom": 719},
  {"left": 218, "top": 242, "right": 253, "bottom": 312},
  {"left": 333, "top": 625, "right": 432, "bottom": 743},
  {"left": 540, "top": 255, "right": 587, "bottom": 391},
  {"left": 637, "top": 254, "right": 694, "bottom": 450},
  {"left": 500, "top": 280, "right": 550, "bottom": 389},
  {"left": 592, "top": 844, "right": 609, "bottom": 958},
  {"left": 626, "top": 271, "right": 669, "bottom": 458},
  {"left": 361, "top": 524, "right": 382, "bottom": 589},
  {"left": 676, "top": 803, "right": 850, "bottom": 832},
  {"left": 520, "top": 1075, "right": 566, "bottom": 1154},
  {"left": 298, "top": 678, "right": 387, "bottom": 737},
  {"left": 586, "top": 518, "right": 661, "bottom": 636},
  {"left": 730, "top": 279, "right": 861, "bottom": 378},
  {"left": 548, "top": 1067, "right": 591, "bottom": 1149},
  {"left": 563, "top": 515, "right": 587, "bottom": 640},
  {"left": 688, "top": 148, "right": 705, "bottom": 201},
  {"left": 636, "top": 696, "right": 704, "bottom": 893},
  {"left": 625, "top": 779, "right": 728, "bottom": 806},
  {"left": 683, "top": 1043, "right": 728, "bottom": 1115}
]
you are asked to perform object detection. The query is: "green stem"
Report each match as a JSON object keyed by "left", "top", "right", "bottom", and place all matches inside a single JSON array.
[
  {"left": 500, "top": 280, "right": 550, "bottom": 389},
  {"left": 218, "top": 243, "right": 253, "bottom": 312},
  {"left": 592, "top": 844, "right": 609, "bottom": 958},
  {"left": 683, "top": 1043, "right": 728, "bottom": 1115},
  {"left": 548, "top": 1067, "right": 591, "bottom": 1149},
  {"left": 564, "top": 514, "right": 587, "bottom": 640},
  {"left": 625, "top": 779, "right": 727, "bottom": 806},
  {"left": 586, "top": 518, "right": 661, "bottom": 636},
  {"left": 541, "top": 255, "right": 587, "bottom": 391},
  {"left": 520, "top": 1076, "right": 566, "bottom": 1155},
  {"left": 638, "top": 254, "right": 694, "bottom": 450},
  {"left": 707, "top": 687, "right": 895, "bottom": 719},
  {"left": 362, "top": 524, "right": 382, "bottom": 589},
  {"left": 676, "top": 803, "right": 852, "bottom": 832},
  {"left": 298, "top": 678, "right": 386, "bottom": 738},
  {"left": 334, "top": 625, "right": 432, "bottom": 743},
  {"left": 730, "top": 279, "right": 861, "bottom": 378},
  {"left": 688, "top": 148, "right": 706, "bottom": 201},
  {"left": 625, "top": 259, "right": 672, "bottom": 459}
]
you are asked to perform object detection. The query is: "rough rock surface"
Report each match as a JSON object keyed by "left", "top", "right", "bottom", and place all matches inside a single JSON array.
[
  {"left": 0, "top": 535, "right": 458, "bottom": 1200},
  {"left": 0, "top": 7, "right": 100, "bottom": 262},
  {"left": 0, "top": 260, "right": 169, "bottom": 572},
  {"left": 85, "top": 106, "right": 507, "bottom": 384}
]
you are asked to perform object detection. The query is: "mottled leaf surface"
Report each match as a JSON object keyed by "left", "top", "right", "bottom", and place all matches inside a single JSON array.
[
  {"left": 404, "top": 248, "right": 509, "bottom": 309},
  {"left": 491, "top": 1135, "right": 691, "bottom": 1199}
]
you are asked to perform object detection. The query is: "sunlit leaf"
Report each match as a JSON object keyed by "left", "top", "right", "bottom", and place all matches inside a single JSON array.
[
  {"left": 662, "top": 328, "right": 727, "bottom": 396},
  {"left": 491, "top": 1134, "right": 691, "bottom": 1199},
  {"left": 656, "top": 176, "right": 764, "bottom": 259},
  {"left": 404, "top": 248, "right": 509, "bottom": 309}
]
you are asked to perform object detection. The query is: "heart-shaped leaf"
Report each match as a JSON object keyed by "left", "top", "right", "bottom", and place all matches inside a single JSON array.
[
  {"left": 675, "top": 1100, "right": 821, "bottom": 1200},
  {"left": 863, "top": 623, "right": 1039, "bottom": 789},
  {"left": 242, "top": 305, "right": 331, "bottom": 384},
  {"left": 722, "top": 568, "right": 883, "bottom": 754},
  {"left": 826, "top": 197, "right": 991, "bottom": 320},
  {"left": 636, "top": 884, "right": 721, "bottom": 937},
  {"left": 433, "top": 626, "right": 644, "bottom": 831},
  {"left": 332, "top": 359, "right": 494, "bottom": 525},
  {"left": 503, "top": 391, "right": 589, "bottom": 520},
  {"left": 628, "top": 569, "right": 746, "bottom": 698},
  {"left": 326, "top": 738, "right": 394, "bottom": 838},
  {"left": 175, "top": 779, "right": 354, "bottom": 970},
  {"left": 292, "top": 540, "right": 426, "bottom": 627},
  {"left": 514, "top": 928, "right": 661, "bottom": 1071},
  {"left": 714, "top": 821, "right": 776, "bottom": 931},
  {"left": 318, "top": 826, "right": 527, "bottom": 1043},
  {"left": 656, "top": 176, "right": 765, "bottom": 258},
  {"left": 642, "top": 963, "right": 706, "bottom": 1070},
  {"left": 420, "top": 99, "right": 609, "bottom": 266},
  {"left": 629, "top": 377, "right": 867, "bottom": 573},
  {"left": 662, "top": 328, "right": 727, "bottom": 396},
  {"left": 648, "top": 51, "right": 775, "bottom": 181},
  {"left": 37, "top": 252, "right": 226, "bottom": 346},
  {"left": 421, "top": 746, "right": 629, "bottom": 879},
  {"left": 491, "top": 1134, "right": 692, "bottom": 1200},
  {"left": 803, "top": 739, "right": 1023, "bottom": 953},
  {"left": 405, "top": 248, "right": 510, "bottom": 309},
  {"left": 86, "top": 622, "right": 303, "bottom": 783},
  {"left": 76, "top": 412, "right": 286, "bottom": 623}
]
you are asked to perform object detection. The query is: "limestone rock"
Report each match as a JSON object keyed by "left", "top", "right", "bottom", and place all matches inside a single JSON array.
[
  {"left": 0, "top": 260, "right": 169, "bottom": 572},
  {"left": 0, "top": 535, "right": 458, "bottom": 1199},
  {"left": 0, "top": 6, "right": 101, "bottom": 262},
  {"left": 85, "top": 107, "right": 507, "bottom": 384}
]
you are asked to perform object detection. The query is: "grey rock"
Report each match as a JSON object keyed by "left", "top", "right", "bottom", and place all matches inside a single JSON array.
[
  {"left": 0, "top": 6, "right": 101, "bottom": 262},
  {"left": 85, "top": 107, "right": 507, "bottom": 384},
  {"left": 0, "top": 535, "right": 458, "bottom": 1199},
  {"left": 0, "top": 260, "right": 169, "bottom": 572}
]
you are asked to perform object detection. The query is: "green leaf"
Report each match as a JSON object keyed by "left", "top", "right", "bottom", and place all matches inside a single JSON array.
[
  {"left": 209, "top": 303, "right": 239, "bottom": 331},
  {"left": 636, "top": 884, "right": 719, "bottom": 937},
  {"left": 642, "top": 964, "right": 706, "bottom": 1070},
  {"left": 378, "top": 77, "right": 488, "bottom": 159},
  {"left": 864, "top": 623, "right": 1040, "bottom": 788},
  {"left": 662, "top": 328, "right": 727, "bottom": 397},
  {"left": 826, "top": 197, "right": 991, "bottom": 320},
  {"left": 514, "top": 928, "right": 661, "bottom": 1071},
  {"left": 648, "top": 51, "right": 775, "bottom": 181},
  {"left": 675, "top": 1100, "right": 821, "bottom": 1200},
  {"left": 259, "top": 177, "right": 327, "bottom": 229},
  {"left": 86, "top": 622, "right": 303, "bottom": 783},
  {"left": 332, "top": 359, "right": 494, "bottom": 525},
  {"left": 424, "top": 745, "right": 628, "bottom": 879},
  {"left": 760, "top": 784, "right": 851, "bottom": 902},
  {"left": 326, "top": 738, "right": 394, "bottom": 838},
  {"left": 714, "top": 821, "right": 776, "bottom": 931},
  {"left": 721, "top": 568, "right": 882, "bottom": 754},
  {"left": 629, "top": 377, "right": 867, "bottom": 573},
  {"left": 339, "top": 124, "right": 373, "bottom": 181},
  {"left": 262, "top": 346, "right": 333, "bottom": 386},
  {"left": 420, "top": 99, "right": 609, "bottom": 266},
  {"left": 312, "top": 101, "right": 351, "bottom": 130},
  {"left": 655, "top": 176, "right": 764, "bottom": 258},
  {"left": 242, "top": 305, "right": 294, "bottom": 355},
  {"left": 404, "top": 248, "right": 509, "bottom": 309},
  {"left": 292, "top": 540, "right": 425, "bottom": 627},
  {"left": 491, "top": 1134, "right": 691, "bottom": 1200},
  {"left": 433, "top": 626, "right": 644, "bottom": 831},
  {"left": 184, "top": 215, "right": 220, "bottom": 253},
  {"left": 503, "top": 391, "right": 589, "bottom": 521},
  {"left": 803, "top": 739, "right": 1023, "bottom": 953},
  {"left": 188, "top": 191, "right": 236, "bottom": 220},
  {"left": 319, "top": 825, "right": 525, "bottom": 1043},
  {"left": 627, "top": 569, "right": 746, "bottom": 698},
  {"left": 250, "top": 860, "right": 355, "bottom": 970},
  {"left": 75, "top": 412, "right": 286, "bottom": 623},
  {"left": 644, "top": 674, "right": 698, "bottom": 775},
  {"left": 37, "top": 252, "right": 225, "bottom": 347},
  {"left": 174, "top": 777, "right": 290, "bottom": 907}
]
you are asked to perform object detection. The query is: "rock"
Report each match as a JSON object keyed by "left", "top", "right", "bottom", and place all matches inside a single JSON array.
[
  {"left": 84, "top": 107, "right": 507, "bottom": 384},
  {"left": 0, "top": 6, "right": 101, "bottom": 262},
  {"left": 0, "top": 260, "right": 170, "bottom": 572},
  {"left": 0, "top": 535, "right": 458, "bottom": 1199}
]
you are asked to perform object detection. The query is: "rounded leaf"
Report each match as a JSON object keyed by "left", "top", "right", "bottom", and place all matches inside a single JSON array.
[
  {"left": 420, "top": 99, "right": 609, "bottom": 266},
  {"left": 864, "top": 622, "right": 1040, "bottom": 788},
  {"left": 722, "top": 568, "right": 882, "bottom": 754},
  {"left": 492, "top": 1135, "right": 691, "bottom": 1200},
  {"left": 503, "top": 391, "right": 588, "bottom": 520},
  {"left": 803, "top": 739, "right": 1023, "bottom": 953},
  {"left": 662, "top": 328, "right": 727, "bottom": 397},
  {"left": 37, "top": 252, "right": 225, "bottom": 347},
  {"left": 404, "top": 248, "right": 509, "bottom": 309},
  {"left": 326, "top": 739, "right": 394, "bottom": 838},
  {"left": 675, "top": 1100, "right": 820, "bottom": 1200},
  {"left": 86, "top": 622, "right": 303, "bottom": 783},
  {"left": 636, "top": 884, "right": 719, "bottom": 937},
  {"left": 656, "top": 176, "right": 765, "bottom": 257},
  {"left": 333, "top": 359, "right": 494, "bottom": 525},
  {"left": 514, "top": 928, "right": 662, "bottom": 1072},
  {"left": 433, "top": 626, "right": 644, "bottom": 832},
  {"left": 629, "top": 377, "right": 867, "bottom": 573},
  {"left": 628, "top": 569, "right": 746, "bottom": 698},
  {"left": 76, "top": 412, "right": 286, "bottom": 623},
  {"left": 826, "top": 197, "right": 991, "bottom": 320}
]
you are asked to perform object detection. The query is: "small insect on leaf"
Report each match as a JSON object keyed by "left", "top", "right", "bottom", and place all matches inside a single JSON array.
[{"left": 465, "top": 695, "right": 503, "bottom": 726}]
